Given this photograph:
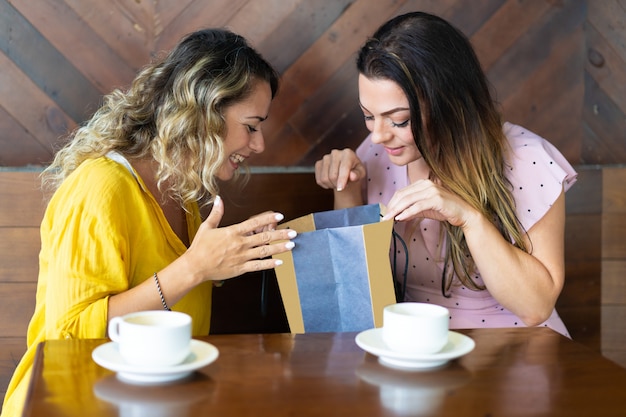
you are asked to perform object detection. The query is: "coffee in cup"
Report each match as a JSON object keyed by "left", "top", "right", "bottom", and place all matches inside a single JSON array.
[
  {"left": 382, "top": 303, "right": 449, "bottom": 354},
  {"left": 108, "top": 310, "right": 192, "bottom": 367}
]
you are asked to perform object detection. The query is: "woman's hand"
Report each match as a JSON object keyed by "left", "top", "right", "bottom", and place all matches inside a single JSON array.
[
  {"left": 247, "top": 211, "right": 279, "bottom": 234},
  {"left": 315, "top": 148, "right": 366, "bottom": 209},
  {"left": 382, "top": 179, "right": 479, "bottom": 228},
  {"left": 185, "top": 196, "right": 297, "bottom": 282},
  {"left": 385, "top": 179, "right": 567, "bottom": 327},
  {"left": 315, "top": 148, "right": 366, "bottom": 191},
  {"left": 108, "top": 196, "right": 296, "bottom": 318}
]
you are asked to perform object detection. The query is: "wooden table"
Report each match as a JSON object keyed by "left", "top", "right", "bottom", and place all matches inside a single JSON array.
[{"left": 22, "top": 327, "right": 626, "bottom": 417}]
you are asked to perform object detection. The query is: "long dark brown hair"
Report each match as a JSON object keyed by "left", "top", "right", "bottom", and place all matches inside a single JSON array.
[{"left": 357, "top": 12, "right": 528, "bottom": 294}]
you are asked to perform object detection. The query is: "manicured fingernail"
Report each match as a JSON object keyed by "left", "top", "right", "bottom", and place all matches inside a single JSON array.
[
  {"left": 275, "top": 213, "right": 284, "bottom": 221},
  {"left": 275, "top": 259, "right": 283, "bottom": 266},
  {"left": 287, "top": 230, "right": 297, "bottom": 238},
  {"left": 285, "top": 242, "right": 295, "bottom": 249}
]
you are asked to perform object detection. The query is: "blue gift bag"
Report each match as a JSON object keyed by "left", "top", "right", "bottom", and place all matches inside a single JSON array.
[{"left": 273, "top": 204, "right": 396, "bottom": 333}]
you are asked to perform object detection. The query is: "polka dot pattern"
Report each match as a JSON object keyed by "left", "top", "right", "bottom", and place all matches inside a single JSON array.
[{"left": 356, "top": 122, "right": 576, "bottom": 338}]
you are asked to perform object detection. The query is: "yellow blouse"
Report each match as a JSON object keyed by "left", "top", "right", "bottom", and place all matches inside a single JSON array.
[{"left": 2, "top": 156, "right": 212, "bottom": 416}]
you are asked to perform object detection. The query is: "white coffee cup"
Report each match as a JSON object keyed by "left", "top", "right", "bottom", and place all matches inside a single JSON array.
[
  {"left": 108, "top": 310, "right": 192, "bottom": 367},
  {"left": 382, "top": 303, "right": 449, "bottom": 354}
]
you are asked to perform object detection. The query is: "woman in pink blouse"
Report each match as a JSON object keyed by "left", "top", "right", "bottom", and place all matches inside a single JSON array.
[{"left": 315, "top": 12, "right": 576, "bottom": 337}]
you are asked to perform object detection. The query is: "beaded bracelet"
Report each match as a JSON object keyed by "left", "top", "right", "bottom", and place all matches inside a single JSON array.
[{"left": 153, "top": 272, "right": 171, "bottom": 311}]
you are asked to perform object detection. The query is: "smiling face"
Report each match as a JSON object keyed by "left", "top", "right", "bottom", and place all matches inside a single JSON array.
[
  {"left": 217, "top": 80, "right": 273, "bottom": 181},
  {"left": 358, "top": 74, "right": 422, "bottom": 167}
]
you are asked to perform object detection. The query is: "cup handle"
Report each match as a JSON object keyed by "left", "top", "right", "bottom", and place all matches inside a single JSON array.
[{"left": 108, "top": 317, "right": 123, "bottom": 342}]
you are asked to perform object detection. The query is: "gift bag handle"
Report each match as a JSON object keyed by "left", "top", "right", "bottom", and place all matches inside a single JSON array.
[{"left": 392, "top": 228, "right": 409, "bottom": 302}]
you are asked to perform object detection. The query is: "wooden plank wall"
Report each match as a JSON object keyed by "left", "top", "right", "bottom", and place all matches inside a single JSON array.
[
  {"left": 583, "top": 2, "right": 626, "bottom": 163},
  {"left": 0, "top": 0, "right": 603, "bottom": 169},
  {"left": 559, "top": 167, "right": 602, "bottom": 350},
  {"left": 601, "top": 168, "right": 626, "bottom": 367},
  {"left": 0, "top": 172, "right": 43, "bottom": 404}
]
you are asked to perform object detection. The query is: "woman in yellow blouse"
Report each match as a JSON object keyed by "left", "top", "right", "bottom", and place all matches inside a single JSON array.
[{"left": 2, "top": 28, "right": 296, "bottom": 416}]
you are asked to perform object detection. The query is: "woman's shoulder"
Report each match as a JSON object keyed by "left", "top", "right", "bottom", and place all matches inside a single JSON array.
[
  {"left": 503, "top": 122, "right": 578, "bottom": 229},
  {"left": 504, "top": 123, "right": 577, "bottom": 185},
  {"left": 51, "top": 156, "right": 145, "bottom": 211},
  {"left": 69, "top": 156, "right": 140, "bottom": 191}
]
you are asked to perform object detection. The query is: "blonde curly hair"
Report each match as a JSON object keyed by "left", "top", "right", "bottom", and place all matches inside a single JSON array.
[{"left": 42, "top": 28, "right": 279, "bottom": 207}]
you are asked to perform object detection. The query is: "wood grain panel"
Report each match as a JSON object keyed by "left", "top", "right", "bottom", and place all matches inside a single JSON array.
[
  {"left": 151, "top": 0, "right": 195, "bottom": 33},
  {"left": 485, "top": 0, "right": 584, "bottom": 100},
  {"left": 0, "top": 283, "right": 36, "bottom": 337},
  {"left": 565, "top": 166, "right": 603, "bottom": 215},
  {"left": 64, "top": 0, "right": 162, "bottom": 69},
  {"left": 601, "top": 166, "right": 626, "bottom": 367},
  {"left": 287, "top": 58, "right": 360, "bottom": 147},
  {"left": 582, "top": 77, "right": 626, "bottom": 164},
  {"left": 439, "top": 0, "right": 504, "bottom": 36},
  {"left": 282, "top": 0, "right": 402, "bottom": 99},
  {"left": 601, "top": 165, "right": 626, "bottom": 368},
  {"left": 0, "top": 171, "right": 45, "bottom": 227},
  {"left": 298, "top": 104, "right": 370, "bottom": 166},
  {"left": 602, "top": 260, "right": 626, "bottom": 305},
  {"left": 217, "top": 172, "right": 334, "bottom": 226},
  {"left": 0, "top": 107, "right": 52, "bottom": 166},
  {"left": 0, "top": 228, "right": 41, "bottom": 284},
  {"left": 11, "top": 0, "right": 136, "bottom": 93},
  {"left": 564, "top": 213, "right": 601, "bottom": 273},
  {"left": 604, "top": 351, "right": 626, "bottom": 369},
  {"left": 0, "top": 0, "right": 609, "bottom": 168},
  {"left": 252, "top": 123, "right": 312, "bottom": 166},
  {"left": 561, "top": 167, "right": 602, "bottom": 349},
  {"left": 602, "top": 167, "right": 626, "bottom": 213},
  {"left": 585, "top": 23, "right": 626, "bottom": 117},
  {"left": 601, "top": 305, "right": 626, "bottom": 368},
  {"left": 490, "top": 0, "right": 585, "bottom": 161},
  {"left": 155, "top": 0, "right": 250, "bottom": 53},
  {"left": 0, "top": 51, "right": 75, "bottom": 159},
  {"left": 265, "top": 0, "right": 405, "bottom": 147},
  {"left": 602, "top": 214, "right": 626, "bottom": 259},
  {"left": 393, "top": 0, "right": 459, "bottom": 22},
  {"left": 587, "top": 1, "right": 626, "bottom": 62},
  {"left": 583, "top": 0, "right": 626, "bottom": 165},
  {"left": 0, "top": 337, "right": 27, "bottom": 401},
  {"left": 472, "top": 0, "right": 554, "bottom": 71},
  {"left": 227, "top": 0, "right": 303, "bottom": 52},
  {"left": 246, "top": 0, "right": 354, "bottom": 73},
  {"left": 500, "top": 27, "right": 584, "bottom": 161},
  {"left": 0, "top": 0, "right": 102, "bottom": 122}
]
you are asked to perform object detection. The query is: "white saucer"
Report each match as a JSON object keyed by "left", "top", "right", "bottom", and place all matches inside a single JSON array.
[
  {"left": 355, "top": 328, "right": 475, "bottom": 370},
  {"left": 92, "top": 340, "right": 219, "bottom": 384}
]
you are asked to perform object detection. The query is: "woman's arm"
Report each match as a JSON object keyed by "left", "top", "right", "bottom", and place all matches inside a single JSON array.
[
  {"left": 462, "top": 191, "right": 565, "bottom": 325},
  {"left": 107, "top": 197, "right": 297, "bottom": 320},
  {"left": 384, "top": 180, "right": 566, "bottom": 326}
]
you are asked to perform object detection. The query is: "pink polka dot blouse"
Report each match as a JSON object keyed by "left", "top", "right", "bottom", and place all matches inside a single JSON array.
[{"left": 357, "top": 122, "right": 577, "bottom": 337}]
